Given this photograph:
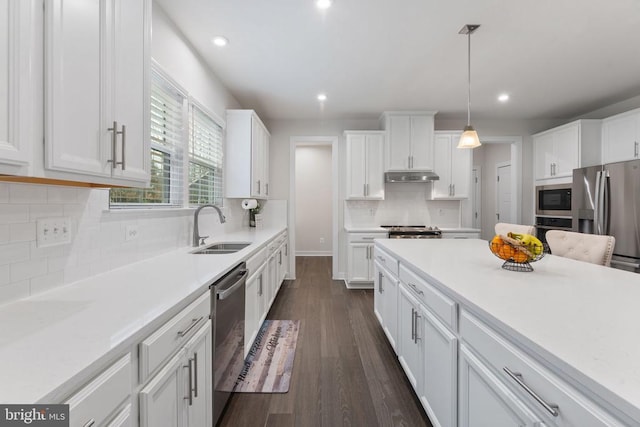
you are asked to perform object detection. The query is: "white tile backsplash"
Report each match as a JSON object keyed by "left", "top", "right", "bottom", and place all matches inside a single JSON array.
[
  {"left": 344, "top": 183, "right": 462, "bottom": 228},
  {"left": 0, "top": 182, "right": 264, "bottom": 306}
]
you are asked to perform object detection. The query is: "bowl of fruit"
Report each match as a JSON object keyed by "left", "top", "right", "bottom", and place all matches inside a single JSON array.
[{"left": 489, "top": 232, "right": 545, "bottom": 272}]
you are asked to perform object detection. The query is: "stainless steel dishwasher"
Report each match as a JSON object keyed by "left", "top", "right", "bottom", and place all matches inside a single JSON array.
[{"left": 211, "top": 262, "right": 247, "bottom": 425}]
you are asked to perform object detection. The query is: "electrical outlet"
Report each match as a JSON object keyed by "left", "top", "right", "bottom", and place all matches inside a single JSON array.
[
  {"left": 320, "top": 237, "right": 325, "bottom": 244},
  {"left": 125, "top": 225, "right": 139, "bottom": 241},
  {"left": 36, "top": 217, "right": 72, "bottom": 248}
]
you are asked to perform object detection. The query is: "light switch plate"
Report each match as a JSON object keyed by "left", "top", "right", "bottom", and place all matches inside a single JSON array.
[{"left": 36, "top": 217, "right": 72, "bottom": 248}]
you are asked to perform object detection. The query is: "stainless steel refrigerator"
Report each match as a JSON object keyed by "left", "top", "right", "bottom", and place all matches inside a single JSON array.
[{"left": 573, "top": 159, "right": 640, "bottom": 272}]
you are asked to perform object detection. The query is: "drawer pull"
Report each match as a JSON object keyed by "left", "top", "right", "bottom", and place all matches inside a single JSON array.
[
  {"left": 184, "top": 358, "right": 194, "bottom": 406},
  {"left": 408, "top": 282, "right": 424, "bottom": 296},
  {"left": 376, "top": 255, "right": 386, "bottom": 263},
  {"left": 503, "top": 367, "right": 559, "bottom": 417},
  {"left": 83, "top": 420, "right": 96, "bottom": 427},
  {"left": 177, "top": 317, "right": 204, "bottom": 338}
]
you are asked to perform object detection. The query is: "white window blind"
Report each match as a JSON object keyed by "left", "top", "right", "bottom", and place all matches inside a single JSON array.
[
  {"left": 110, "top": 69, "right": 186, "bottom": 207},
  {"left": 189, "top": 103, "right": 224, "bottom": 206}
]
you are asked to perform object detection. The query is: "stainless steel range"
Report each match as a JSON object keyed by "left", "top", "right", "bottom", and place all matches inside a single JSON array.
[{"left": 381, "top": 225, "right": 442, "bottom": 239}]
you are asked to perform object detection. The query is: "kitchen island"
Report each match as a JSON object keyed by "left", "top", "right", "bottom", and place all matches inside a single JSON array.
[{"left": 375, "top": 238, "right": 640, "bottom": 426}]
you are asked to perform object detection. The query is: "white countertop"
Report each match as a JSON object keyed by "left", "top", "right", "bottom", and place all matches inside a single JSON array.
[
  {"left": 376, "top": 238, "right": 640, "bottom": 421},
  {"left": 0, "top": 226, "right": 286, "bottom": 404}
]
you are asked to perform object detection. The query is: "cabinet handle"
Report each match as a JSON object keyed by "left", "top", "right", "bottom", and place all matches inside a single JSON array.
[
  {"left": 258, "top": 276, "right": 263, "bottom": 296},
  {"left": 257, "top": 180, "right": 261, "bottom": 194},
  {"left": 376, "top": 255, "right": 386, "bottom": 263},
  {"left": 107, "top": 121, "right": 118, "bottom": 169},
  {"left": 408, "top": 282, "right": 424, "bottom": 296},
  {"left": 410, "top": 308, "right": 415, "bottom": 340},
  {"left": 117, "top": 124, "right": 126, "bottom": 170},
  {"left": 414, "top": 312, "right": 421, "bottom": 343},
  {"left": 193, "top": 351, "right": 198, "bottom": 398},
  {"left": 378, "top": 271, "right": 383, "bottom": 293},
  {"left": 177, "top": 316, "right": 204, "bottom": 337},
  {"left": 635, "top": 141, "right": 638, "bottom": 158},
  {"left": 279, "top": 251, "right": 282, "bottom": 264},
  {"left": 503, "top": 367, "right": 559, "bottom": 417},
  {"left": 363, "top": 184, "right": 366, "bottom": 197},
  {"left": 184, "top": 358, "right": 194, "bottom": 406},
  {"left": 83, "top": 420, "right": 96, "bottom": 427},
  {"left": 285, "top": 243, "right": 288, "bottom": 256},
  {"left": 266, "top": 183, "right": 269, "bottom": 196}
]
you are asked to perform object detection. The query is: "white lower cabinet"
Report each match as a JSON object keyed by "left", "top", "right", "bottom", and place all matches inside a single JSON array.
[
  {"left": 420, "top": 307, "right": 457, "bottom": 427},
  {"left": 374, "top": 260, "right": 399, "bottom": 352},
  {"left": 245, "top": 264, "right": 266, "bottom": 355},
  {"left": 65, "top": 354, "right": 132, "bottom": 427},
  {"left": 397, "top": 283, "right": 423, "bottom": 391},
  {"left": 347, "top": 232, "right": 387, "bottom": 284},
  {"left": 139, "top": 321, "right": 212, "bottom": 427},
  {"left": 459, "top": 344, "right": 544, "bottom": 427}
]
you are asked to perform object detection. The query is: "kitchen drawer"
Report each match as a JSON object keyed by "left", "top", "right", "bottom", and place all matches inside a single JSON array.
[
  {"left": 347, "top": 232, "right": 387, "bottom": 243},
  {"left": 276, "top": 231, "right": 288, "bottom": 246},
  {"left": 373, "top": 246, "right": 399, "bottom": 277},
  {"left": 65, "top": 354, "right": 132, "bottom": 427},
  {"left": 139, "top": 291, "right": 210, "bottom": 382},
  {"left": 399, "top": 264, "right": 456, "bottom": 330},
  {"left": 247, "top": 246, "right": 267, "bottom": 276},
  {"left": 460, "top": 310, "right": 624, "bottom": 426}
]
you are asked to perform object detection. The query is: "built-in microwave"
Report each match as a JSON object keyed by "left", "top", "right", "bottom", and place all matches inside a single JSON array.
[{"left": 536, "top": 184, "right": 572, "bottom": 216}]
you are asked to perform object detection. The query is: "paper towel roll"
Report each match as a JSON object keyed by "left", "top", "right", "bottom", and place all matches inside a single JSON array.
[{"left": 241, "top": 199, "right": 258, "bottom": 210}]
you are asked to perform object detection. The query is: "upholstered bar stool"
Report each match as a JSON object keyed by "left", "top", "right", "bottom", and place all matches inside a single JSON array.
[
  {"left": 494, "top": 222, "right": 535, "bottom": 236},
  {"left": 545, "top": 230, "right": 616, "bottom": 266}
]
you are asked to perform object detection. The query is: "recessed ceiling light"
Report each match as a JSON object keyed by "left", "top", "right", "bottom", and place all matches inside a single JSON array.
[
  {"left": 315, "top": 0, "right": 333, "bottom": 10},
  {"left": 317, "top": 93, "right": 327, "bottom": 101},
  {"left": 498, "top": 93, "right": 510, "bottom": 102},
  {"left": 212, "top": 36, "right": 228, "bottom": 47}
]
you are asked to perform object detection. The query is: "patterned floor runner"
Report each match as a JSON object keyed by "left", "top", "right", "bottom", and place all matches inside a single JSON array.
[{"left": 234, "top": 320, "right": 300, "bottom": 393}]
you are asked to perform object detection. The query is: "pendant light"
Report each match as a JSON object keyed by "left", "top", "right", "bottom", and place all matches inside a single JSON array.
[{"left": 457, "top": 24, "right": 481, "bottom": 149}]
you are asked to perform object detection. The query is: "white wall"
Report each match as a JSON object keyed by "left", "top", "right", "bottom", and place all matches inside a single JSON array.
[
  {"left": 295, "top": 145, "right": 332, "bottom": 255},
  {"left": 0, "top": 5, "right": 246, "bottom": 306}
]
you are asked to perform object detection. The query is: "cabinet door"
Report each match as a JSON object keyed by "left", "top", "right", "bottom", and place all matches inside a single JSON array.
[
  {"left": 184, "top": 322, "right": 212, "bottom": 427},
  {"left": 373, "top": 263, "right": 384, "bottom": 326},
  {"left": 347, "top": 243, "right": 371, "bottom": 282},
  {"left": 245, "top": 269, "right": 264, "bottom": 354},
  {"left": 346, "top": 134, "right": 367, "bottom": 199},
  {"left": 410, "top": 115, "right": 434, "bottom": 170},
  {"left": 46, "top": 0, "right": 109, "bottom": 177},
  {"left": 451, "top": 140, "right": 471, "bottom": 198},
  {"left": 534, "top": 133, "right": 555, "bottom": 180},
  {"left": 387, "top": 116, "right": 412, "bottom": 170},
  {"left": 139, "top": 350, "right": 186, "bottom": 427},
  {"left": 263, "top": 130, "right": 270, "bottom": 197},
  {"left": 432, "top": 134, "right": 452, "bottom": 198},
  {"left": 420, "top": 308, "right": 457, "bottom": 427},
  {"left": 366, "top": 133, "right": 385, "bottom": 199},
  {"left": 459, "top": 345, "right": 542, "bottom": 427},
  {"left": 111, "top": 0, "right": 150, "bottom": 183},
  {"left": 603, "top": 111, "right": 640, "bottom": 163},
  {"left": 553, "top": 124, "right": 579, "bottom": 178},
  {"left": 397, "top": 284, "right": 422, "bottom": 392},
  {"left": 0, "top": 0, "right": 33, "bottom": 169},
  {"left": 281, "top": 241, "right": 289, "bottom": 281},
  {"left": 251, "top": 116, "right": 263, "bottom": 197},
  {"left": 381, "top": 269, "right": 398, "bottom": 352}
]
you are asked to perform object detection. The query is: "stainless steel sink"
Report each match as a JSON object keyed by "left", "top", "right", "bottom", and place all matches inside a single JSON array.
[{"left": 191, "top": 242, "right": 251, "bottom": 254}]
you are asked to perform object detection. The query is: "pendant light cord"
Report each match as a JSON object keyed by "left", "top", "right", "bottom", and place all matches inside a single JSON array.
[{"left": 467, "top": 31, "right": 471, "bottom": 127}]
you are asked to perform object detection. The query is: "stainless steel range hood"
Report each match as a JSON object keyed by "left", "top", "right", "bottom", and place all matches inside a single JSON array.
[{"left": 385, "top": 171, "right": 439, "bottom": 183}]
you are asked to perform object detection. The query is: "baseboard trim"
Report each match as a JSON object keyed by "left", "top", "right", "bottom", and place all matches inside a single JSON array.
[
  {"left": 296, "top": 251, "right": 332, "bottom": 256},
  {"left": 343, "top": 279, "right": 374, "bottom": 290}
]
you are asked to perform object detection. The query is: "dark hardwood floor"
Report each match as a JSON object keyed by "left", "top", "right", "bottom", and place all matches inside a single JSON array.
[{"left": 219, "top": 256, "right": 432, "bottom": 427}]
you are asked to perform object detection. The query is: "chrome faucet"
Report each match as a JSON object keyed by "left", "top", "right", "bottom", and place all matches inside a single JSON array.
[{"left": 192, "top": 204, "right": 226, "bottom": 247}]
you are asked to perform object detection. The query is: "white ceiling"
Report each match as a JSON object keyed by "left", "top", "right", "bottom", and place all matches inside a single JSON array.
[{"left": 155, "top": 0, "right": 640, "bottom": 121}]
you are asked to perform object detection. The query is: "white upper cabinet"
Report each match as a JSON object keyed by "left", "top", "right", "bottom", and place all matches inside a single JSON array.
[
  {"left": 0, "top": 0, "right": 37, "bottom": 175},
  {"left": 430, "top": 131, "right": 471, "bottom": 199},
  {"left": 226, "top": 110, "right": 270, "bottom": 199},
  {"left": 533, "top": 120, "right": 601, "bottom": 182},
  {"left": 381, "top": 112, "right": 436, "bottom": 171},
  {"left": 45, "top": 0, "right": 151, "bottom": 186},
  {"left": 345, "top": 131, "right": 384, "bottom": 200},
  {"left": 602, "top": 108, "right": 640, "bottom": 164}
]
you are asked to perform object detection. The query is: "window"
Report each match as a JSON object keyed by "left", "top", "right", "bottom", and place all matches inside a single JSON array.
[
  {"left": 110, "top": 66, "right": 225, "bottom": 208},
  {"left": 189, "top": 103, "right": 224, "bottom": 206}
]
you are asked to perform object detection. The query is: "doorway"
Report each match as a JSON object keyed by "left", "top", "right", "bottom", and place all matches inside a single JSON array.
[
  {"left": 496, "top": 162, "right": 512, "bottom": 225},
  {"left": 289, "top": 137, "right": 339, "bottom": 280}
]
